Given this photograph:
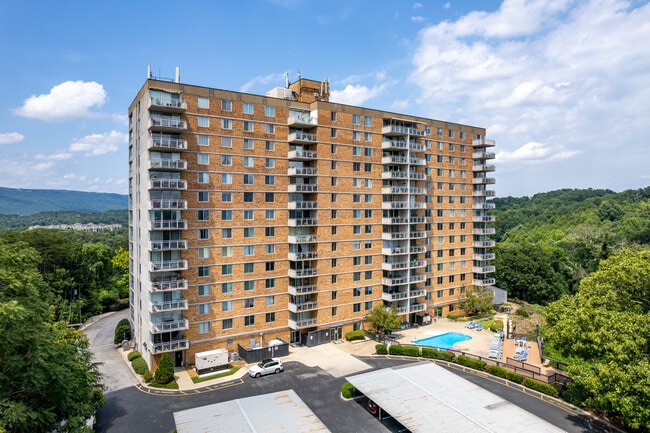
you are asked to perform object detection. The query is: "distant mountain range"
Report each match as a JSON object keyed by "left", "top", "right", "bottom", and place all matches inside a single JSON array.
[{"left": 0, "top": 187, "right": 128, "bottom": 216}]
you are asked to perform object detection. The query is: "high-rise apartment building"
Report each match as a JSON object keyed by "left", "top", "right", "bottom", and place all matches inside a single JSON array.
[{"left": 128, "top": 73, "right": 495, "bottom": 368}]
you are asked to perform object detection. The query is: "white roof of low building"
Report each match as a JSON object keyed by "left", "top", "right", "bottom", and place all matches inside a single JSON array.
[
  {"left": 346, "top": 362, "right": 564, "bottom": 433},
  {"left": 173, "top": 389, "right": 330, "bottom": 433}
]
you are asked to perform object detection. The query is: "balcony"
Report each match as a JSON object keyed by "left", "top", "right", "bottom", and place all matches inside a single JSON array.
[
  {"left": 382, "top": 171, "right": 408, "bottom": 180},
  {"left": 473, "top": 265, "right": 496, "bottom": 274},
  {"left": 473, "top": 215, "right": 496, "bottom": 222},
  {"left": 409, "top": 288, "right": 426, "bottom": 298},
  {"left": 149, "top": 136, "right": 187, "bottom": 151},
  {"left": 382, "top": 291, "right": 408, "bottom": 301},
  {"left": 382, "top": 155, "right": 408, "bottom": 165},
  {"left": 288, "top": 251, "right": 318, "bottom": 261},
  {"left": 472, "top": 177, "right": 496, "bottom": 185},
  {"left": 410, "top": 274, "right": 426, "bottom": 283},
  {"left": 288, "top": 167, "right": 317, "bottom": 176},
  {"left": 409, "top": 216, "right": 426, "bottom": 224},
  {"left": 288, "top": 283, "right": 317, "bottom": 296},
  {"left": 149, "top": 259, "right": 188, "bottom": 272},
  {"left": 473, "top": 253, "right": 496, "bottom": 261},
  {"left": 382, "top": 201, "right": 409, "bottom": 210},
  {"left": 472, "top": 190, "right": 496, "bottom": 197},
  {"left": 410, "top": 246, "right": 426, "bottom": 254},
  {"left": 150, "top": 339, "right": 189, "bottom": 354},
  {"left": 287, "top": 114, "right": 317, "bottom": 127},
  {"left": 409, "top": 142, "right": 425, "bottom": 151},
  {"left": 150, "top": 179, "right": 187, "bottom": 190},
  {"left": 408, "top": 303, "right": 426, "bottom": 313},
  {"left": 382, "top": 125, "right": 425, "bottom": 136},
  {"left": 410, "top": 231, "right": 426, "bottom": 239},
  {"left": 288, "top": 184, "right": 317, "bottom": 193},
  {"left": 150, "top": 299, "right": 188, "bottom": 313},
  {"left": 288, "top": 218, "right": 317, "bottom": 227},
  {"left": 382, "top": 139, "right": 407, "bottom": 150},
  {"left": 473, "top": 202, "right": 496, "bottom": 210},
  {"left": 382, "top": 232, "right": 408, "bottom": 240},
  {"left": 472, "top": 228, "right": 496, "bottom": 235},
  {"left": 288, "top": 132, "right": 317, "bottom": 143},
  {"left": 382, "top": 186, "right": 409, "bottom": 195},
  {"left": 472, "top": 138, "right": 496, "bottom": 147},
  {"left": 149, "top": 97, "right": 187, "bottom": 113},
  {"left": 409, "top": 172, "right": 426, "bottom": 180},
  {"left": 382, "top": 261, "right": 410, "bottom": 271},
  {"left": 411, "top": 260, "right": 426, "bottom": 269},
  {"left": 151, "top": 219, "right": 187, "bottom": 230},
  {"left": 288, "top": 268, "right": 317, "bottom": 278},
  {"left": 149, "top": 117, "right": 187, "bottom": 132},
  {"left": 473, "top": 277, "right": 496, "bottom": 286},
  {"left": 288, "top": 318, "right": 317, "bottom": 329},
  {"left": 473, "top": 240, "right": 496, "bottom": 248},
  {"left": 409, "top": 158, "right": 426, "bottom": 166},
  {"left": 288, "top": 149, "right": 317, "bottom": 160},
  {"left": 150, "top": 240, "right": 187, "bottom": 251},
  {"left": 150, "top": 199, "right": 187, "bottom": 210},
  {"left": 473, "top": 151, "right": 496, "bottom": 159},
  {"left": 382, "top": 247, "right": 408, "bottom": 255},
  {"left": 288, "top": 301, "right": 318, "bottom": 313},
  {"left": 473, "top": 163, "right": 496, "bottom": 172},
  {"left": 382, "top": 217, "right": 409, "bottom": 225},
  {"left": 149, "top": 158, "right": 187, "bottom": 170},
  {"left": 288, "top": 234, "right": 317, "bottom": 243},
  {"left": 151, "top": 278, "right": 188, "bottom": 292},
  {"left": 382, "top": 276, "right": 408, "bottom": 286},
  {"left": 151, "top": 319, "right": 189, "bottom": 333},
  {"left": 288, "top": 200, "right": 317, "bottom": 210}
]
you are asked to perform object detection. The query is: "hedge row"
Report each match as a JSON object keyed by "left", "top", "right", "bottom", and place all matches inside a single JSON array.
[
  {"left": 389, "top": 345, "right": 420, "bottom": 357},
  {"left": 375, "top": 344, "right": 388, "bottom": 355},
  {"left": 455, "top": 355, "right": 486, "bottom": 371},
  {"left": 131, "top": 356, "right": 149, "bottom": 375},
  {"left": 421, "top": 347, "right": 455, "bottom": 362},
  {"left": 127, "top": 350, "right": 141, "bottom": 361},
  {"left": 345, "top": 330, "right": 366, "bottom": 341},
  {"left": 523, "top": 378, "right": 559, "bottom": 397}
]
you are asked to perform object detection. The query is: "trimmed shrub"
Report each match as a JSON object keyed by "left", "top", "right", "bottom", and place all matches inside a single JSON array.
[
  {"left": 341, "top": 382, "right": 355, "bottom": 399},
  {"left": 114, "top": 318, "right": 132, "bottom": 344},
  {"left": 388, "top": 345, "right": 405, "bottom": 355},
  {"left": 455, "top": 355, "right": 486, "bottom": 371},
  {"left": 403, "top": 346, "right": 420, "bottom": 357},
  {"left": 421, "top": 347, "right": 455, "bottom": 362},
  {"left": 523, "top": 378, "right": 559, "bottom": 398},
  {"left": 154, "top": 353, "right": 175, "bottom": 385},
  {"left": 345, "top": 330, "right": 366, "bottom": 341},
  {"left": 489, "top": 320, "right": 504, "bottom": 333},
  {"left": 485, "top": 365, "right": 507, "bottom": 379},
  {"left": 375, "top": 344, "right": 388, "bottom": 355},
  {"left": 127, "top": 350, "right": 141, "bottom": 361},
  {"left": 505, "top": 371, "right": 524, "bottom": 384},
  {"left": 142, "top": 370, "right": 154, "bottom": 384},
  {"left": 131, "top": 357, "right": 149, "bottom": 375}
]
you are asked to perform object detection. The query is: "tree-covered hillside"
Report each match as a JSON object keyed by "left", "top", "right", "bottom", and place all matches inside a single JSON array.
[
  {"left": 0, "top": 209, "right": 127, "bottom": 232},
  {"left": 0, "top": 187, "right": 127, "bottom": 216}
]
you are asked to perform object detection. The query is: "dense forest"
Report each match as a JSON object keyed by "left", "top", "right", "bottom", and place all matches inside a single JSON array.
[
  {"left": 0, "top": 187, "right": 127, "bottom": 216},
  {"left": 491, "top": 187, "right": 650, "bottom": 431}
]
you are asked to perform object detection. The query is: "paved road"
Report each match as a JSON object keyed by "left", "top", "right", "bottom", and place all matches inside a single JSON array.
[{"left": 84, "top": 310, "right": 139, "bottom": 392}]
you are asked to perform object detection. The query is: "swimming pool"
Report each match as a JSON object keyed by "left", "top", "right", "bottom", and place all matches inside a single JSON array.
[{"left": 412, "top": 332, "right": 472, "bottom": 349}]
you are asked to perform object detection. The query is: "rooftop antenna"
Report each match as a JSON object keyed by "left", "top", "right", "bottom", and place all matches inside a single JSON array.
[
  {"left": 297, "top": 68, "right": 301, "bottom": 81},
  {"left": 147, "top": 65, "right": 152, "bottom": 79},
  {"left": 285, "top": 71, "right": 290, "bottom": 88},
  {"left": 175, "top": 66, "right": 180, "bottom": 83}
]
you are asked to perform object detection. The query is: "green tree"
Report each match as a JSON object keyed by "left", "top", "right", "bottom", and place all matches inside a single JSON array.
[
  {"left": 544, "top": 249, "right": 650, "bottom": 430},
  {"left": 0, "top": 240, "right": 104, "bottom": 433},
  {"left": 110, "top": 247, "right": 129, "bottom": 299},
  {"left": 365, "top": 304, "right": 402, "bottom": 335},
  {"left": 114, "top": 318, "right": 132, "bottom": 345},
  {"left": 462, "top": 286, "right": 494, "bottom": 317},
  {"left": 154, "top": 353, "right": 175, "bottom": 385}
]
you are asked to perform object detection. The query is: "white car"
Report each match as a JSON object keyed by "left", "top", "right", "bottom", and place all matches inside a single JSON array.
[{"left": 248, "top": 358, "right": 283, "bottom": 378}]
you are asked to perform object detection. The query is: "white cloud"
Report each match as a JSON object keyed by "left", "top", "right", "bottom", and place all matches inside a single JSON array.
[
  {"left": 330, "top": 83, "right": 388, "bottom": 106},
  {"left": 14, "top": 81, "right": 107, "bottom": 121},
  {"left": 496, "top": 141, "right": 580, "bottom": 163},
  {"left": 68, "top": 130, "right": 127, "bottom": 156},
  {"left": 0, "top": 132, "right": 25, "bottom": 145},
  {"left": 392, "top": 99, "right": 410, "bottom": 111},
  {"left": 413, "top": 2, "right": 423, "bottom": 9},
  {"left": 240, "top": 72, "right": 287, "bottom": 93},
  {"left": 35, "top": 151, "right": 73, "bottom": 161},
  {"left": 411, "top": 16, "right": 425, "bottom": 23}
]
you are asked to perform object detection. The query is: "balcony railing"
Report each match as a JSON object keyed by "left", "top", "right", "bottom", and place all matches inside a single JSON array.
[
  {"left": 151, "top": 278, "right": 188, "bottom": 292},
  {"left": 382, "top": 261, "right": 409, "bottom": 271},
  {"left": 287, "top": 114, "right": 317, "bottom": 127},
  {"left": 288, "top": 284, "right": 317, "bottom": 295},
  {"left": 410, "top": 142, "right": 425, "bottom": 151},
  {"left": 149, "top": 159, "right": 187, "bottom": 170},
  {"left": 288, "top": 132, "right": 317, "bottom": 143},
  {"left": 151, "top": 219, "right": 187, "bottom": 230},
  {"left": 150, "top": 240, "right": 187, "bottom": 251},
  {"left": 149, "top": 260, "right": 188, "bottom": 272},
  {"left": 150, "top": 199, "right": 187, "bottom": 210},
  {"left": 149, "top": 136, "right": 187, "bottom": 150},
  {"left": 473, "top": 265, "right": 496, "bottom": 274},
  {"left": 288, "top": 218, "right": 317, "bottom": 227},
  {"left": 150, "top": 179, "right": 187, "bottom": 190},
  {"left": 288, "top": 268, "right": 317, "bottom": 278},
  {"left": 410, "top": 231, "right": 426, "bottom": 239},
  {"left": 473, "top": 151, "right": 496, "bottom": 159},
  {"left": 382, "top": 140, "right": 407, "bottom": 150},
  {"left": 409, "top": 289, "right": 426, "bottom": 298},
  {"left": 473, "top": 202, "right": 496, "bottom": 210},
  {"left": 151, "top": 319, "right": 189, "bottom": 333},
  {"left": 288, "top": 301, "right": 318, "bottom": 313},
  {"left": 472, "top": 228, "right": 496, "bottom": 235},
  {"left": 382, "top": 291, "right": 408, "bottom": 301},
  {"left": 288, "top": 235, "right": 317, "bottom": 243},
  {"left": 150, "top": 299, "right": 188, "bottom": 313},
  {"left": 410, "top": 246, "right": 426, "bottom": 253},
  {"left": 472, "top": 190, "right": 496, "bottom": 197},
  {"left": 382, "top": 201, "right": 409, "bottom": 209},
  {"left": 382, "top": 247, "right": 408, "bottom": 255},
  {"left": 288, "top": 184, "right": 318, "bottom": 193},
  {"left": 382, "top": 276, "right": 408, "bottom": 286},
  {"left": 150, "top": 339, "right": 189, "bottom": 354},
  {"left": 288, "top": 150, "right": 317, "bottom": 160},
  {"left": 409, "top": 172, "right": 426, "bottom": 180},
  {"left": 473, "top": 240, "right": 496, "bottom": 248},
  {"left": 473, "top": 253, "right": 496, "bottom": 261},
  {"left": 382, "top": 217, "right": 409, "bottom": 225},
  {"left": 288, "top": 318, "right": 317, "bottom": 329},
  {"left": 382, "top": 125, "right": 425, "bottom": 136},
  {"left": 288, "top": 251, "right": 318, "bottom": 261},
  {"left": 382, "top": 232, "right": 408, "bottom": 240},
  {"left": 150, "top": 117, "right": 187, "bottom": 131},
  {"left": 382, "top": 171, "right": 408, "bottom": 179},
  {"left": 288, "top": 200, "right": 317, "bottom": 210},
  {"left": 472, "top": 138, "right": 496, "bottom": 147},
  {"left": 382, "top": 155, "right": 408, "bottom": 164},
  {"left": 149, "top": 97, "right": 187, "bottom": 113},
  {"left": 472, "top": 215, "right": 496, "bottom": 222},
  {"left": 288, "top": 167, "right": 317, "bottom": 176},
  {"left": 473, "top": 163, "right": 496, "bottom": 172},
  {"left": 473, "top": 278, "right": 496, "bottom": 286},
  {"left": 472, "top": 177, "right": 496, "bottom": 184}
]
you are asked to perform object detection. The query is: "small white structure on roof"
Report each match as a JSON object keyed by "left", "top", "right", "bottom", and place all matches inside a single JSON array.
[{"left": 173, "top": 389, "right": 330, "bottom": 433}]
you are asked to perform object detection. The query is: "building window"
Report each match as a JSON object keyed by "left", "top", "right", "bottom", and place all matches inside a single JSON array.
[
  {"left": 331, "top": 128, "right": 337, "bottom": 138},
  {"left": 265, "top": 123, "right": 275, "bottom": 134},
  {"left": 198, "top": 284, "right": 210, "bottom": 296},
  {"left": 365, "top": 256, "right": 372, "bottom": 264},
  {"left": 244, "top": 210, "right": 254, "bottom": 220},
  {"left": 365, "top": 163, "right": 372, "bottom": 172},
  {"left": 365, "top": 301, "right": 373, "bottom": 311},
  {"left": 244, "top": 298, "right": 254, "bottom": 309},
  {"left": 222, "top": 246, "right": 232, "bottom": 257},
  {"left": 331, "top": 226, "right": 337, "bottom": 235},
  {"left": 353, "top": 241, "right": 361, "bottom": 250},
  {"left": 221, "top": 173, "right": 232, "bottom": 184},
  {"left": 198, "top": 321, "right": 210, "bottom": 334},
  {"left": 364, "top": 116, "right": 372, "bottom": 126},
  {"left": 353, "top": 131, "right": 360, "bottom": 141},
  {"left": 265, "top": 227, "right": 275, "bottom": 237},
  {"left": 243, "top": 102, "right": 254, "bottom": 114},
  {"left": 244, "top": 227, "right": 254, "bottom": 238},
  {"left": 265, "top": 261, "right": 275, "bottom": 271},
  {"left": 353, "top": 272, "right": 361, "bottom": 281},
  {"left": 353, "top": 162, "right": 361, "bottom": 172},
  {"left": 244, "top": 139, "right": 254, "bottom": 150},
  {"left": 198, "top": 266, "right": 210, "bottom": 277},
  {"left": 198, "top": 116, "right": 209, "bottom": 127},
  {"left": 244, "top": 280, "right": 255, "bottom": 291},
  {"left": 222, "top": 319, "right": 232, "bottom": 330},
  {"left": 243, "top": 156, "right": 254, "bottom": 168},
  {"left": 365, "top": 194, "right": 372, "bottom": 203},
  {"left": 331, "top": 242, "right": 337, "bottom": 251},
  {"left": 331, "top": 307, "right": 338, "bottom": 316},
  {"left": 221, "top": 155, "right": 232, "bottom": 166},
  {"left": 244, "top": 192, "right": 254, "bottom": 202},
  {"left": 353, "top": 287, "right": 361, "bottom": 296},
  {"left": 331, "top": 111, "right": 337, "bottom": 121},
  {"left": 222, "top": 210, "right": 232, "bottom": 220},
  {"left": 222, "top": 282, "right": 232, "bottom": 293},
  {"left": 198, "top": 153, "right": 209, "bottom": 165},
  {"left": 331, "top": 144, "right": 337, "bottom": 154},
  {"left": 265, "top": 106, "right": 275, "bottom": 117},
  {"left": 198, "top": 172, "right": 209, "bottom": 183},
  {"left": 265, "top": 175, "right": 275, "bottom": 186},
  {"left": 265, "top": 192, "right": 275, "bottom": 202},
  {"left": 244, "top": 245, "right": 254, "bottom": 256},
  {"left": 353, "top": 257, "right": 361, "bottom": 266},
  {"left": 331, "top": 193, "right": 337, "bottom": 203},
  {"left": 222, "top": 264, "right": 232, "bottom": 276},
  {"left": 199, "top": 303, "right": 210, "bottom": 315},
  {"left": 365, "top": 271, "right": 372, "bottom": 279},
  {"left": 365, "top": 286, "right": 373, "bottom": 295},
  {"left": 198, "top": 229, "right": 209, "bottom": 240},
  {"left": 221, "top": 118, "right": 232, "bottom": 130},
  {"left": 244, "top": 263, "right": 254, "bottom": 273},
  {"left": 332, "top": 258, "right": 337, "bottom": 267},
  {"left": 221, "top": 100, "right": 232, "bottom": 111},
  {"left": 266, "top": 312, "right": 275, "bottom": 323},
  {"left": 352, "top": 114, "right": 361, "bottom": 125},
  {"left": 266, "top": 210, "right": 275, "bottom": 220},
  {"left": 331, "top": 209, "right": 337, "bottom": 219},
  {"left": 198, "top": 191, "right": 209, "bottom": 202},
  {"left": 198, "top": 97, "right": 209, "bottom": 108},
  {"left": 364, "top": 132, "right": 372, "bottom": 142},
  {"left": 265, "top": 158, "right": 275, "bottom": 168},
  {"left": 222, "top": 300, "right": 233, "bottom": 312},
  {"left": 244, "top": 315, "right": 255, "bottom": 326},
  {"left": 221, "top": 228, "right": 232, "bottom": 239},
  {"left": 353, "top": 303, "right": 361, "bottom": 313},
  {"left": 266, "top": 278, "right": 275, "bottom": 288},
  {"left": 198, "top": 134, "right": 209, "bottom": 146},
  {"left": 243, "top": 121, "right": 254, "bottom": 132},
  {"left": 265, "top": 140, "right": 275, "bottom": 151},
  {"left": 364, "top": 147, "right": 372, "bottom": 157},
  {"left": 353, "top": 146, "right": 361, "bottom": 156}
]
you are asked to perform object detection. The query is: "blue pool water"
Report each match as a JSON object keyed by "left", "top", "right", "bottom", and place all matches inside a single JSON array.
[{"left": 412, "top": 332, "right": 472, "bottom": 349}]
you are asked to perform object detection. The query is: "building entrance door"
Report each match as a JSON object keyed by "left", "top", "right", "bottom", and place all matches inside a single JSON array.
[{"left": 330, "top": 326, "right": 342, "bottom": 341}]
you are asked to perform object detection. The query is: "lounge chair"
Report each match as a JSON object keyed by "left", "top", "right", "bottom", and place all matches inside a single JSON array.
[
  {"left": 489, "top": 340, "right": 502, "bottom": 349},
  {"left": 465, "top": 321, "right": 476, "bottom": 329},
  {"left": 514, "top": 347, "right": 526, "bottom": 355},
  {"left": 513, "top": 350, "right": 528, "bottom": 361},
  {"left": 488, "top": 349, "right": 501, "bottom": 359},
  {"left": 475, "top": 323, "right": 483, "bottom": 331},
  {"left": 515, "top": 336, "right": 527, "bottom": 347}
]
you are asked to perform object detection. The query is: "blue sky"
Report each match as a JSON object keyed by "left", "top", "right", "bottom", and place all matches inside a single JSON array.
[{"left": 1, "top": 0, "right": 649, "bottom": 197}]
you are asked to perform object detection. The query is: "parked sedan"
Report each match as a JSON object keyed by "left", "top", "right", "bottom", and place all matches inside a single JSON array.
[{"left": 248, "top": 358, "right": 284, "bottom": 378}]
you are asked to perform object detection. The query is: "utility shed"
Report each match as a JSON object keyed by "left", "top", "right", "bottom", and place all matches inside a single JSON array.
[
  {"left": 346, "top": 362, "right": 565, "bottom": 433},
  {"left": 173, "top": 389, "right": 331, "bottom": 433}
]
